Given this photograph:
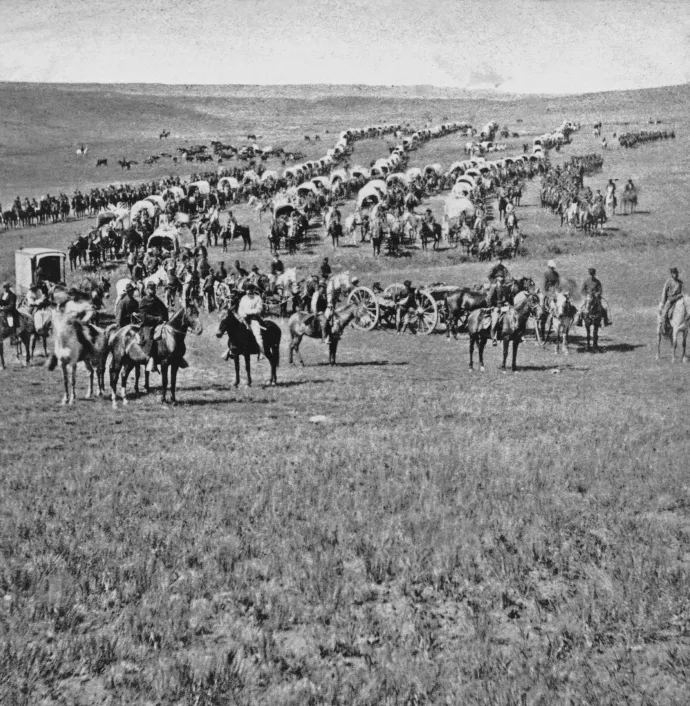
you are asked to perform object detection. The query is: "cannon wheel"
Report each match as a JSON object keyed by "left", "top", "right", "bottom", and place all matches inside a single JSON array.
[
  {"left": 412, "top": 290, "right": 438, "bottom": 335},
  {"left": 348, "top": 286, "right": 379, "bottom": 331},
  {"left": 384, "top": 282, "right": 405, "bottom": 299}
]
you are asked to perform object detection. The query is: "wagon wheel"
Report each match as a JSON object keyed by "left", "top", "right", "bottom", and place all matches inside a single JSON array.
[
  {"left": 384, "top": 282, "right": 405, "bottom": 299},
  {"left": 348, "top": 286, "right": 379, "bottom": 331},
  {"left": 411, "top": 290, "right": 438, "bottom": 335}
]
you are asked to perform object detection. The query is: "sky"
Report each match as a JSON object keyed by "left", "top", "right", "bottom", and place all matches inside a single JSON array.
[{"left": 1, "top": 0, "right": 689, "bottom": 94}]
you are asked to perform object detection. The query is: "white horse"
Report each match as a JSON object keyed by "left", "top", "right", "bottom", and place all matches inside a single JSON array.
[{"left": 657, "top": 295, "right": 690, "bottom": 362}]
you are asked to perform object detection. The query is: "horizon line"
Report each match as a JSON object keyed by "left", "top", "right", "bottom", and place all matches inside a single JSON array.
[{"left": 0, "top": 80, "right": 688, "bottom": 100}]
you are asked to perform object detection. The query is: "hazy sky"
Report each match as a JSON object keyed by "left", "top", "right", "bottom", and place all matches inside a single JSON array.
[{"left": 1, "top": 0, "right": 688, "bottom": 94}]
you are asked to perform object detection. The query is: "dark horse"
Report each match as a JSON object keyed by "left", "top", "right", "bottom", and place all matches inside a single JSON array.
[
  {"left": 146, "top": 306, "right": 203, "bottom": 404},
  {"left": 107, "top": 324, "right": 146, "bottom": 408},
  {"left": 579, "top": 295, "right": 606, "bottom": 351},
  {"left": 420, "top": 220, "right": 442, "bottom": 251},
  {"left": 216, "top": 309, "right": 281, "bottom": 386},
  {"left": 0, "top": 312, "right": 32, "bottom": 369},
  {"left": 466, "top": 292, "right": 542, "bottom": 372},
  {"left": 287, "top": 303, "right": 359, "bottom": 366}
]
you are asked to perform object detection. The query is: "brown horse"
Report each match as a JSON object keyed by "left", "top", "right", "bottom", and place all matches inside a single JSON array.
[
  {"left": 147, "top": 305, "right": 203, "bottom": 404},
  {"left": 216, "top": 309, "right": 281, "bottom": 386},
  {"left": 107, "top": 324, "right": 147, "bottom": 408},
  {"left": 0, "top": 312, "right": 33, "bottom": 369},
  {"left": 445, "top": 289, "right": 487, "bottom": 339},
  {"left": 288, "top": 303, "right": 359, "bottom": 366},
  {"left": 466, "top": 292, "right": 541, "bottom": 372}
]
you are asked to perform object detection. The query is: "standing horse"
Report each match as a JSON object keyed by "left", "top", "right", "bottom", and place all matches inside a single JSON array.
[
  {"left": 580, "top": 296, "right": 606, "bottom": 350},
  {"left": 288, "top": 302, "right": 359, "bottom": 366},
  {"left": 148, "top": 305, "right": 203, "bottom": 403},
  {"left": 466, "top": 292, "right": 541, "bottom": 372},
  {"left": 49, "top": 302, "right": 109, "bottom": 404},
  {"left": 107, "top": 324, "right": 147, "bottom": 408},
  {"left": 216, "top": 309, "right": 280, "bottom": 386},
  {"left": 657, "top": 294, "right": 690, "bottom": 363},
  {"left": 546, "top": 292, "right": 577, "bottom": 355},
  {"left": 0, "top": 312, "right": 32, "bottom": 369}
]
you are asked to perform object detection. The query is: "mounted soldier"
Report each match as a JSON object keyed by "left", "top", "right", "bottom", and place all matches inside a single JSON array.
[
  {"left": 543, "top": 260, "right": 561, "bottom": 296},
  {"left": 115, "top": 282, "right": 140, "bottom": 329},
  {"left": 577, "top": 268, "right": 611, "bottom": 327},
  {"left": 139, "top": 282, "right": 169, "bottom": 373},
  {"left": 238, "top": 283, "right": 266, "bottom": 356},
  {"left": 660, "top": 267, "right": 683, "bottom": 331},
  {"left": 488, "top": 275, "right": 509, "bottom": 346}
]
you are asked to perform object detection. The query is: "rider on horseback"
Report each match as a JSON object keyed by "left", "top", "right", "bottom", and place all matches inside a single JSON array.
[
  {"left": 0, "top": 282, "right": 18, "bottom": 340},
  {"left": 139, "top": 282, "right": 169, "bottom": 373},
  {"left": 660, "top": 267, "right": 683, "bottom": 330},
  {"left": 25, "top": 282, "right": 46, "bottom": 314},
  {"left": 488, "top": 275, "right": 509, "bottom": 346},
  {"left": 577, "top": 268, "right": 611, "bottom": 327},
  {"left": 543, "top": 260, "right": 561, "bottom": 296},
  {"left": 238, "top": 284, "right": 265, "bottom": 356}
]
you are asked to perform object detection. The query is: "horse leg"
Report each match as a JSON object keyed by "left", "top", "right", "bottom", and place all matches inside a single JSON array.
[
  {"left": 70, "top": 363, "right": 77, "bottom": 404},
  {"left": 170, "top": 365, "right": 177, "bottom": 404},
  {"left": 61, "top": 362, "right": 70, "bottom": 405},
  {"left": 84, "top": 360, "right": 94, "bottom": 398},
  {"left": 144, "top": 370, "right": 151, "bottom": 394},
  {"left": 160, "top": 364, "right": 168, "bottom": 403},
  {"left": 682, "top": 331, "right": 688, "bottom": 363},
  {"left": 512, "top": 340, "right": 519, "bottom": 372},
  {"left": 244, "top": 354, "right": 252, "bottom": 387},
  {"left": 110, "top": 359, "right": 123, "bottom": 408},
  {"left": 585, "top": 323, "right": 591, "bottom": 350},
  {"left": 133, "top": 364, "right": 140, "bottom": 393},
  {"left": 478, "top": 338, "right": 487, "bottom": 372},
  {"left": 234, "top": 355, "right": 240, "bottom": 387},
  {"left": 593, "top": 324, "right": 599, "bottom": 350},
  {"left": 0, "top": 340, "right": 5, "bottom": 370},
  {"left": 469, "top": 336, "right": 475, "bottom": 371},
  {"left": 501, "top": 339, "right": 509, "bottom": 372}
]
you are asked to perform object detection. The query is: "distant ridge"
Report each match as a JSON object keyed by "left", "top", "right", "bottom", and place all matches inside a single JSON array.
[{"left": 0, "top": 81, "right": 688, "bottom": 102}]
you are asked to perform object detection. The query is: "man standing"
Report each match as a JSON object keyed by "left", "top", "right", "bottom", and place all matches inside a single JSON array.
[
  {"left": 234, "top": 260, "right": 248, "bottom": 278},
  {"left": 660, "top": 267, "right": 683, "bottom": 329},
  {"left": 115, "top": 282, "right": 140, "bottom": 329},
  {"left": 543, "top": 260, "right": 560, "bottom": 296},
  {"left": 271, "top": 254, "right": 284, "bottom": 277},
  {"left": 238, "top": 284, "right": 265, "bottom": 355},
  {"left": 578, "top": 268, "right": 611, "bottom": 326},
  {"left": 395, "top": 280, "right": 417, "bottom": 334},
  {"left": 203, "top": 268, "right": 216, "bottom": 312},
  {"left": 139, "top": 282, "right": 169, "bottom": 373},
  {"left": 217, "top": 261, "right": 228, "bottom": 281}
]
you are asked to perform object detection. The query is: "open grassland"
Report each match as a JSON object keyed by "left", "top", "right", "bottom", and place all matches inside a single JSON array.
[{"left": 1, "top": 84, "right": 689, "bottom": 705}]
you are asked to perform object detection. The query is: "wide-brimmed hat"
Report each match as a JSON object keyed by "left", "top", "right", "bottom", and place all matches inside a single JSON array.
[
  {"left": 670, "top": 267, "right": 679, "bottom": 274},
  {"left": 403, "top": 279, "right": 412, "bottom": 287},
  {"left": 125, "top": 282, "right": 135, "bottom": 292},
  {"left": 588, "top": 267, "right": 596, "bottom": 275},
  {"left": 547, "top": 260, "right": 557, "bottom": 268},
  {"left": 145, "top": 281, "right": 156, "bottom": 290}
]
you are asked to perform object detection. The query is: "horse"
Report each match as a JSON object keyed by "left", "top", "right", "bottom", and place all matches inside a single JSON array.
[
  {"left": 545, "top": 291, "right": 577, "bottom": 355},
  {"left": 657, "top": 295, "right": 690, "bottom": 363},
  {"left": 107, "top": 324, "right": 147, "bottom": 408},
  {"left": 419, "top": 220, "right": 442, "bottom": 251},
  {"left": 505, "top": 211, "right": 519, "bottom": 238},
  {"left": 288, "top": 302, "right": 359, "bottom": 366},
  {"left": 621, "top": 189, "right": 637, "bottom": 215},
  {"left": 466, "top": 292, "right": 541, "bottom": 372},
  {"left": 96, "top": 158, "right": 108, "bottom": 167},
  {"left": 605, "top": 191, "right": 617, "bottom": 218},
  {"left": 580, "top": 296, "right": 606, "bottom": 351},
  {"left": 49, "top": 301, "right": 109, "bottom": 404},
  {"left": 444, "top": 289, "right": 486, "bottom": 339},
  {"left": 0, "top": 312, "right": 33, "bottom": 369},
  {"left": 216, "top": 309, "right": 281, "bottom": 386},
  {"left": 147, "top": 305, "right": 203, "bottom": 403}
]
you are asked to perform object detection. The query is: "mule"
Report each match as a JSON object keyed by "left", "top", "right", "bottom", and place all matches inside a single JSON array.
[
  {"left": 288, "top": 303, "right": 359, "bottom": 366},
  {"left": 216, "top": 309, "right": 280, "bottom": 386},
  {"left": 657, "top": 295, "right": 690, "bottom": 363}
]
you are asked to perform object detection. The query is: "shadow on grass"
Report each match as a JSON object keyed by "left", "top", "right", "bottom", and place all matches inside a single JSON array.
[
  {"left": 576, "top": 342, "right": 645, "bottom": 353},
  {"left": 278, "top": 379, "right": 328, "bottom": 387},
  {"left": 316, "top": 360, "right": 408, "bottom": 368}
]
